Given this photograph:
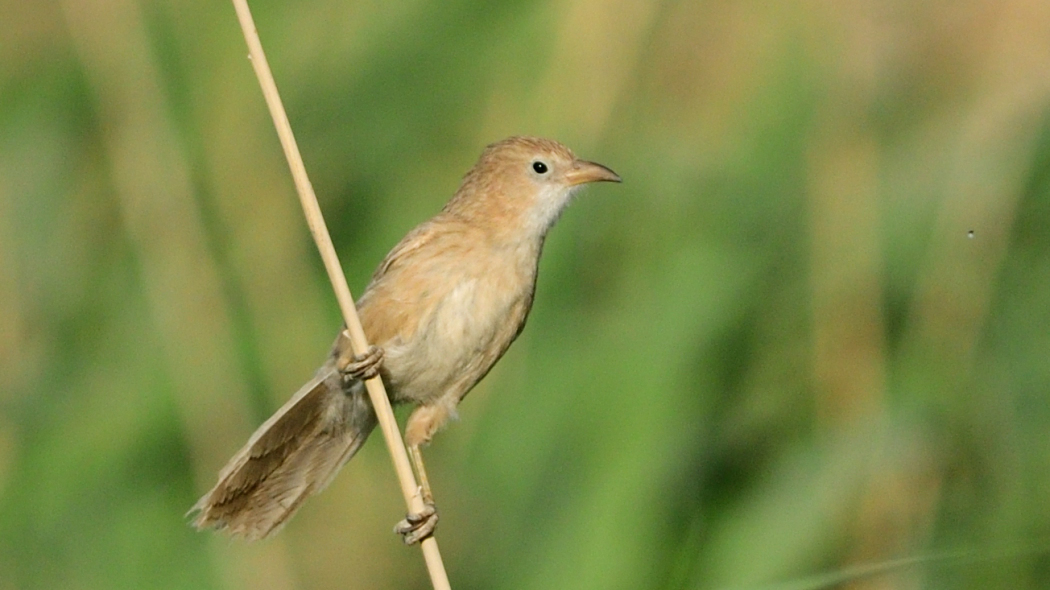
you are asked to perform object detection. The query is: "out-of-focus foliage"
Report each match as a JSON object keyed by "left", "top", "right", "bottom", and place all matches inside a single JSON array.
[{"left": 2, "top": 1, "right": 1050, "bottom": 589}]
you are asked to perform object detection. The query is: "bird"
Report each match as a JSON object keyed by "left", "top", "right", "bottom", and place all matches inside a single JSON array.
[{"left": 188, "top": 136, "right": 621, "bottom": 544}]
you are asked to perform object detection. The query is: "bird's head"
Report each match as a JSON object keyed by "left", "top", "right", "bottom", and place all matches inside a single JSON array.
[{"left": 445, "top": 136, "right": 621, "bottom": 240}]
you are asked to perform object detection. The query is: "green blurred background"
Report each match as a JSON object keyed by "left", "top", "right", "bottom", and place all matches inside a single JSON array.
[{"left": 3, "top": 1, "right": 1050, "bottom": 589}]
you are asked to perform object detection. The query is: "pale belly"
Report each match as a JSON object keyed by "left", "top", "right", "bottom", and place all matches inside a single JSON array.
[{"left": 378, "top": 272, "right": 532, "bottom": 405}]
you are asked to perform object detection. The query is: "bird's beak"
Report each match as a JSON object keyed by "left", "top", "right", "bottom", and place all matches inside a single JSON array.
[{"left": 564, "top": 160, "right": 622, "bottom": 186}]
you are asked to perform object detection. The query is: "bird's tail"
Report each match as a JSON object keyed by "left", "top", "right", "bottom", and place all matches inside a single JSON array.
[{"left": 188, "top": 366, "right": 377, "bottom": 540}]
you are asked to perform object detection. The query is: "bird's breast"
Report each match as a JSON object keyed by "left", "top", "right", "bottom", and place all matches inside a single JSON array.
[{"left": 363, "top": 244, "right": 537, "bottom": 404}]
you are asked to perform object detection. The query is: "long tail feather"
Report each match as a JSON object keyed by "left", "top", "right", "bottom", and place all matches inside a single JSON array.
[{"left": 189, "top": 367, "right": 377, "bottom": 540}]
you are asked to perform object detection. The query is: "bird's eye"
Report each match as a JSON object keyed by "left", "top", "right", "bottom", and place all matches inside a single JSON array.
[{"left": 532, "top": 161, "right": 549, "bottom": 174}]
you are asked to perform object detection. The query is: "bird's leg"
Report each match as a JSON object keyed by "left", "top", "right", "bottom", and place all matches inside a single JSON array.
[
  {"left": 408, "top": 444, "right": 435, "bottom": 505},
  {"left": 394, "top": 444, "right": 438, "bottom": 544},
  {"left": 394, "top": 404, "right": 450, "bottom": 544},
  {"left": 335, "top": 332, "right": 384, "bottom": 384}
]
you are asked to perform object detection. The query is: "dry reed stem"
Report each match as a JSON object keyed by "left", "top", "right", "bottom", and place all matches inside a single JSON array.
[{"left": 228, "top": 1, "right": 451, "bottom": 588}]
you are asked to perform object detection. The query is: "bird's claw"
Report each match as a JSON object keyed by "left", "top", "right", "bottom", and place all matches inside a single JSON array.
[
  {"left": 394, "top": 502, "right": 438, "bottom": 545},
  {"left": 340, "top": 345, "right": 384, "bottom": 383}
]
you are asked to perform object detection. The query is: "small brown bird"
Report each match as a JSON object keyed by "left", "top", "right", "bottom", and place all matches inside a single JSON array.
[{"left": 189, "top": 136, "right": 620, "bottom": 543}]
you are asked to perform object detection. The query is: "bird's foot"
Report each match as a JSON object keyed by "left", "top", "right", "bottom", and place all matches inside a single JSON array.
[
  {"left": 394, "top": 502, "right": 438, "bottom": 545},
  {"left": 340, "top": 345, "right": 384, "bottom": 383}
]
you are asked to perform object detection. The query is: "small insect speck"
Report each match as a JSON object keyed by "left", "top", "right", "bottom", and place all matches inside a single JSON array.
[{"left": 967, "top": 230, "right": 975, "bottom": 239}]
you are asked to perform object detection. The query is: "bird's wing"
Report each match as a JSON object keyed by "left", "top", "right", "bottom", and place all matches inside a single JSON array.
[
  {"left": 359, "top": 216, "right": 475, "bottom": 346},
  {"left": 371, "top": 220, "right": 444, "bottom": 282}
]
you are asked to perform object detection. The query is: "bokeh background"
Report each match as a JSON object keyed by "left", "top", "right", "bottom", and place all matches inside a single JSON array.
[{"left": 3, "top": 1, "right": 1050, "bottom": 589}]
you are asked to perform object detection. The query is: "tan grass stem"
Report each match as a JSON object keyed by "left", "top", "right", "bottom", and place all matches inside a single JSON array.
[{"left": 229, "top": 1, "right": 451, "bottom": 587}]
